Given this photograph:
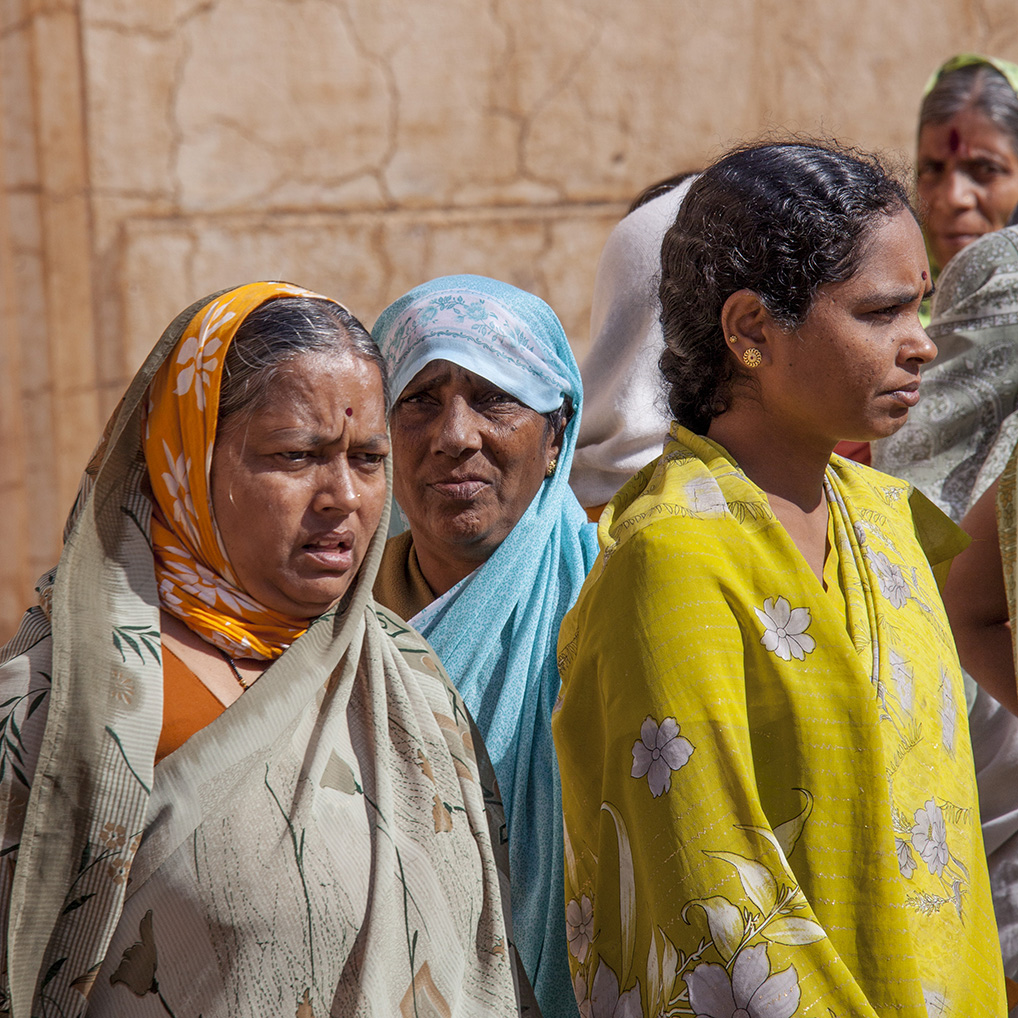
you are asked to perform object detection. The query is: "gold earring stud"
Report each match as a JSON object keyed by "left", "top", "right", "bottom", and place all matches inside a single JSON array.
[
  {"left": 728, "top": 335, "right": 739, "bottom": 344},
  {"left": 742, "top": 348, "right": 762, "bottom": 368},
  {"left": 546, "top": 458, "right": 558, "bottom": 478}
]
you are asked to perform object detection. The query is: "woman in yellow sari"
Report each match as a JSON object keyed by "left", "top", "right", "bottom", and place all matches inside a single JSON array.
[{"left": 553, "top": 142, "right": 1005, "bottom": 1017}]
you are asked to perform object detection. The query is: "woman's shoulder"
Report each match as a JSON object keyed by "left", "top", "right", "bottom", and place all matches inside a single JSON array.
[
  {"left": 370, "top": 601, "right": 458, "bottom": 690},
  {"left": 828, "top": 454, "right": 969, "bottom": 582},
  {"left": 828, "top": 452, "right": 912, "bottom": 499},
  {"left": 373, "top": 530, "right": 433, "bottom": 621},
  {"left": 597, "top": 432, "right": 775, "bottom": 562}
]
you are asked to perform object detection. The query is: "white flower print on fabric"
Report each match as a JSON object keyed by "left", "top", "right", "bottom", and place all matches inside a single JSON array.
[
  {"left": 889, "top": 648, "right": 915, "bottom": 714},
  {"left": 566, "top": 894, "right": 594, "bottom": 961},
  {"left": 686, "top": 944, "right": 800, "bottom": 1018},
  {"left": 587, "top": 959, "right": 642, "bottom": 1018},
  {"left": 911, "top": 798, "right": 949, "bottom": 877},
  {"left": 896, "top": 836, "right": 917, "bottom": 879},
  {"left": 173, "top": 300, "right": 234, "bottom": 410},
  {"left": 939, "top": 670, "right": 957, "bottom": 757},
  {"left": 160, "top": 440, "right": 197, "bottom": 532},
  {"left": 684, "top": 476, "right": 727, "bottom": 516},
  {"left": 162, "top": 552, "right": 251, "bottom": 617},
  {"left": 631, "top": 716, "right": 694, "bottom": 797},
  {"left": 573, "top": 971, "right": 591, "bottom": 1018},
  {"left": 868, "top": 549, "right": 909, "bottom": 608},
  {"left": 158, "top": 578, "right": 184, "bottom": 611},
  {"left": 754, "top": 597, "right": 815, "bottom": 662}
]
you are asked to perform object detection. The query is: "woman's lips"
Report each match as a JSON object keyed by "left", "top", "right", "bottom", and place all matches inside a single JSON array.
[
  {"left": 429, "top": 478, "right": 490, "bottom": 500},
  {"left": 301, "top": 533, "right": 354, "bottom": 569},
  {"left": 944, "top": 231, "right": 982, "bottom": 247},
  {"left": 885, "top": 384, "right": 920, "bottom": 408},
  {"left": 933, "top": 227, "right": 985, "bottom": 256}
]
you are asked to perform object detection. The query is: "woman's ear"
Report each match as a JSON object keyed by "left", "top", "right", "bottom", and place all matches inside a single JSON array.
[
  {"left": 542, "top": 407, "right": 568, "bottom": 477},
  {"left": 720, "top": 290, "right": 779, "bottom": 368},
  {"left": 548, "top": 418, "right": 566, "bottom": 468}
]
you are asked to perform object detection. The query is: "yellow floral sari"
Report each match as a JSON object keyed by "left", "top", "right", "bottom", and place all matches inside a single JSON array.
[{"left": 554, "top": 425, "right": 1004, "bottom": 1017}]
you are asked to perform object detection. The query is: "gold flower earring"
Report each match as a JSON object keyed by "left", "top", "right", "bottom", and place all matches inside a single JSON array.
[{"left": 742, "top": 348, "right": 762, "bottom": 368}]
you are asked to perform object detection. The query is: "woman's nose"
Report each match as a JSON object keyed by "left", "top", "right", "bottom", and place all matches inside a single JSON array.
[
  {"left": 433, "top": 398, "right": 483, "bottom": 457},
  {"left": 939, "top": 169, "right": 979, "bottom": 211},
  {"left": 312, "top": 459, "right": 360, "bottom": 513},
  {"left": 902, "top": 325, "right": 938, "bottom": 366}
]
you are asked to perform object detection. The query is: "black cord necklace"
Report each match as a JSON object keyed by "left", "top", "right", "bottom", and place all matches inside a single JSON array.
[{"left": 215, "top": 646, "right": 249, "bottom": 690}]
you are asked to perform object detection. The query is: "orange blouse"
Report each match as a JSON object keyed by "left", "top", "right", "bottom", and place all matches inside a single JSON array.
[{"left": 156, "top": 645, "right": 226, "bottom": 764}]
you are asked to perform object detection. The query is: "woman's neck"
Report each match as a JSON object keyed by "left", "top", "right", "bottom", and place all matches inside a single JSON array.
[
  {"left": 708, "top": 408, "right": 834, "bottom": 508},
  {"left": 160, "top": 611, "right": 270, "bottom": 707},
  {"left": 707, "top": 410, "right": 833, "bottom": 582},
  {"left": 412, "top": 542, "right": 480, "bottom": 599}
]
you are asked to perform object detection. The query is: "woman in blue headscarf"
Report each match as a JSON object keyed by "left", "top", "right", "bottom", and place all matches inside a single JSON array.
[{"left": 373, "top": 274, "right": 598, "bottom": 1018}]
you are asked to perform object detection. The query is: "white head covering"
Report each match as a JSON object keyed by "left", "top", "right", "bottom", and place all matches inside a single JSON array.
[{"left": 569, "top": 177, "right": 697, "bottom": 508}]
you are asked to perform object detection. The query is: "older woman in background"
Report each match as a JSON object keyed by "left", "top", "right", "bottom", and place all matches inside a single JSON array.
[
  {"left": 0, "top": 283, "right": 522, "bottom": 1017},
  {"left": 880, "top": 52, "right": 1018, "bottom": 491},
  {"left": 373, "top": 274, "right": 598, "bottom": 1018},
  {"left": 915, "top": 53, "right": 1018, "bottom": 282}
]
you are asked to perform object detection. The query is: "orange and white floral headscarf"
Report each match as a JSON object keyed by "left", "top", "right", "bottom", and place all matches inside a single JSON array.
[{"left": 144, "top": 281, "right": 346, "bottom": 660}]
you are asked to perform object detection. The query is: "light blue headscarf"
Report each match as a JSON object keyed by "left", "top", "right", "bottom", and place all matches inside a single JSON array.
[{"left": 374, "top": 275, "right": 598, "bottom": 1018}]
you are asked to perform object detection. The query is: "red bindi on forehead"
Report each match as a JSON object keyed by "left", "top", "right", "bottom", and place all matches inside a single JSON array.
[
  {"left": 948, "top": 127, "right": 961, "bottom": 154},
  {"left": 346, "top": 407, "right": 353, "bottom": 417}
]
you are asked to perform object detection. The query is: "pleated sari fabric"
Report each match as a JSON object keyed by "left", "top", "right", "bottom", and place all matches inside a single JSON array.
[
  {"left": 0, "top": 285, "right": 522, "bottom": 1018},
  {"left": 554, "top": 425, "right": 1005, "bottom": 1018}
]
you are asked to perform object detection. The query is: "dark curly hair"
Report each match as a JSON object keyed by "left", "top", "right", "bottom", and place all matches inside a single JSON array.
[{"left": 659, "top": 141, "right": 914, "bottom": 433}]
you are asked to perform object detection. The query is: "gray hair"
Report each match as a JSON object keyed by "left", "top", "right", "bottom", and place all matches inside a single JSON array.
[
  {"left": 919, "top": 63, "right": 1018, "bottom": 156},
  {"left": 217, "top": 296, "right": 390, "bottom": 430}
]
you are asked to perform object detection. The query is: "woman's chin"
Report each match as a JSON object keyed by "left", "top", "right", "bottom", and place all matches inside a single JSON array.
[{"left": 411, "top": 513, "right": 510, "bottom": 568}]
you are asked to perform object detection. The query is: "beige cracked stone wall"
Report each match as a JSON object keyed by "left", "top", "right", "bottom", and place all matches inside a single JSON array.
[{"left": 2, "top": 0, "right": 1017, "bottom": 638}]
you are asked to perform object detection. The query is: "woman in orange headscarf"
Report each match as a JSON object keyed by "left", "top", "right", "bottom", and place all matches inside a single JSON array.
[{"left": 0, "top": 283, "right": 523, "bottom": 1017}]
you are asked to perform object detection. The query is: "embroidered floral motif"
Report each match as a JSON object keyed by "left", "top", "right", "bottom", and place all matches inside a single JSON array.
[
  {"left": 868, "top": 549, "right": 909, "bottom": 608},
  {"left": 896, "top": 836, "right": 917, "bottom": 879},
  {"left": 686, "top": 944, "right": 800, "bottom": 1018},
  {"left": 110, "top": 910, "right": 159, "bottom": 996},
  {"left": 754, "top": 598, "right": 815, "bottom": 662},
  {"left": 889, "top": 648, "right": 915, "bottom": 714},
  {"left": 161, "top": 553, "right": 248, "bottom": 616},
  {"left": 631, "top": 716, "right": 694, "bottom": 797},
  {"left": 100, "top": 822, "right": 127, "bottom": 850},
  {"left": 912, "top": 799, "right": 949, "bottom": 877},
  {"left": 110, "top": 669, "right": 135, "bottom": 706},
  {"left": 432, "top": 794, "right": 454, "bottom": 833},
  {"left": 566, "top": 894, "right": 594, "bottom": 961},
  {"left": 587, "top": 958, "right": 642, "bottom": 1018},
  {"left": 172, "top": 300, "right": 233, "bottom": 410},
  {"left": 159, "top": 441, "right": 197, "bottom": 534}
]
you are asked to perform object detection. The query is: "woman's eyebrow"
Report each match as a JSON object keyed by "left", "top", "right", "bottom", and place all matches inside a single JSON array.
[{"left": 857, "top": 287, "right": 928, "bottom": 307}]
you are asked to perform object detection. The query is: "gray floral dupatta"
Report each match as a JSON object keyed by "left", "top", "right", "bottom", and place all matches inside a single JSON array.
[{"left": 0, "top": 292, "right": 520, "bottom": 1017}]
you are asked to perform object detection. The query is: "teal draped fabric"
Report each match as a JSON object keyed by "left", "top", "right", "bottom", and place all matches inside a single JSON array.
[{"left": 374, "top": 275, "right": 599, "bottom": 1017}]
